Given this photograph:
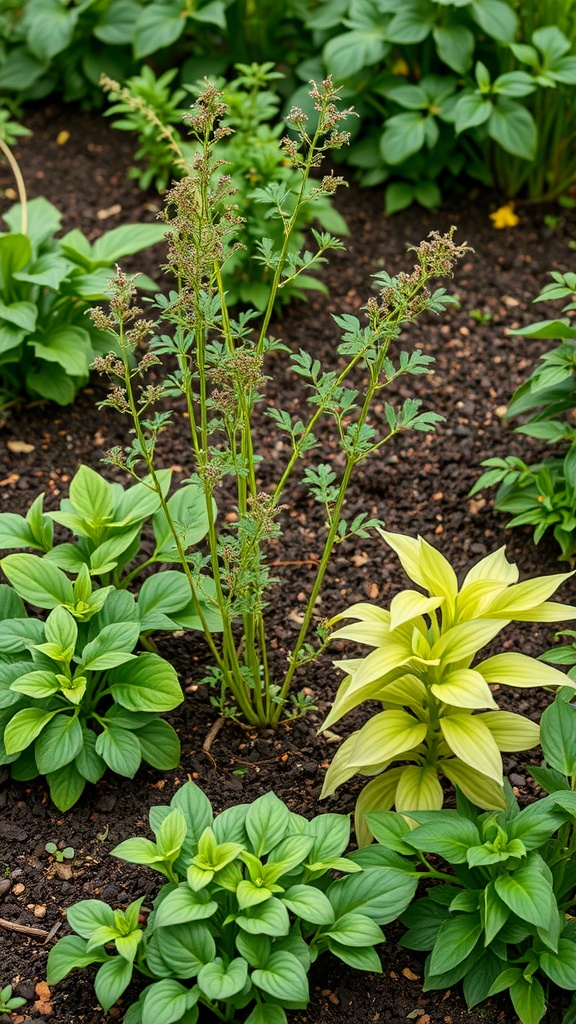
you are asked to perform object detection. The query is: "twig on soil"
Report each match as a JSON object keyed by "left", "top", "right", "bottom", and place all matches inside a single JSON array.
[
  {"left": 45, "top": 920, "right": 63, "bottom": 943},
  {"left": 203, "top": 716, "right": 225, "bottom": 762},
  {"left": 0, "top": 916, "right": 51, "bottom": 940},
  {"left": 268, "top": 559, "right": 320, "bottom": 567},
  {"left": 231, "top": 756, "right": 284, "bottom": 767}
]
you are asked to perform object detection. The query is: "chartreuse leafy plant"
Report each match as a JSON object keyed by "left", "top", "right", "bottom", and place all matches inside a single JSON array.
[
  {"left": 0, "top": 464, "right": 221, "bottom": 637},
  {"left": 321, "top": 531, "right": 576, "bottom": 844},
  {"left": 47, "top": 782, "right": 418, "bottom": 1023},
  {"left": 473, "top": 271, "right": 576, "bottom": 564},
  {"left": 0, "top": 580, "right": 183, "bottom": 811},
  {"left": 101, "top": 62, "right": 348, "bottom": 309},
  {"left": 0, "top": 194, "right": 164, "bottom": 407},
  {"left": 92, "top": 79, "right": 469, "bottom": 728}
]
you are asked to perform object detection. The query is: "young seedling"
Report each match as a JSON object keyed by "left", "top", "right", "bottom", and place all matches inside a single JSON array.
[
  {"left": 45, "top": 842, "right": 74, "bottom": 863},
  {"left": 0, "top": 985, "right": 26, "bottom": 1013}
]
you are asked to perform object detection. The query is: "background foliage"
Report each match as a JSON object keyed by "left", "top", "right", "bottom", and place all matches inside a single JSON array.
[{"left": 2, "top": 0, "right": 576, "bottom": 208}]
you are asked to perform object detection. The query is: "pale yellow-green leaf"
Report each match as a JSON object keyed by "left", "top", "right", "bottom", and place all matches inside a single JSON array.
[
  {"left": 330, "top": 620, "right": 391, "bottom": 647},
  {"left": 477, "top": 652, "right": 575, "bottom": 690},
  {"left": 330, "top": 602, "right": 391, "bottom": 626},
  {"left": 320, "top": 732, "right": 359, "bottom": 798},
  {"left": 349, "top": 710, "right": 427, "bottom": 767},
  {"left": 373, "top": 674, "right": 427, "bottom": 708},
  {"left": 389, "top": 590, "right": 444, "bottom": 632},
  {"left": 439, "top": 757, "right": 507, "bottom": 810},
  {"left": 410, "top": 624, "right": 436, "bottom": 663},
  {"left": 477, "top": 711, "right": 540, "bottom": 751},
  {"left": 332, "top": 658, "right": 364, "bottom": 676},
  {"left": 345, "top": 640, "right": 413, "bottom": 690},
  {"left": 376, "top": 530, "right": 426, "bottom": 589},
  {"left": 322, "top": 669, "right": 406, "bottom": 731},
  {"left": 417, "top": 536, "right": 459, "bottom": 608},
  {"left": 430, "top": 669, "right": 498, "bottom": 709},
  {"left": 395, "top": 765, "right": 443, "bottom": 813},
  {"left": 497, "top": 601, "right": 576, "bottom": 623},
  {"left": 439, "top": 713, "right": 503, "bottom": 784},
  {"left": 358, "top": 757, "right": 397, "bottom": 776},
  {"left": 461, "top": 546, "right": 518, "bottom": 587},
  {"left": 354, "top": 767, "right": 404, "bottom": 847},
  {"left": 431, "top": 618, "right": 509, "bottom": 665},
  {"left": 487, "top": 571, "right": 575, "bottom": 616},
  {"left": 455, "top": 580, "right": 509, "bottom": 621}
]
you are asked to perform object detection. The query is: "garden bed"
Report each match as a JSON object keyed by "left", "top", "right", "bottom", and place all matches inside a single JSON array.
[{"left": 1, "top": 104, "right": 576, "bottom": 1024}]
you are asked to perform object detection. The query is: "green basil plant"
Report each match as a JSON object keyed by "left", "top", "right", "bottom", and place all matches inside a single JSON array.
[
  {"left": 0, "top": 465, "right": 224, "bottom": 809},
  {"left": 0, "top": 582, "right": 182, "bottom": 811},
  {"left": 321, "top": 530, "right": 576, "bottom": 843},
  {"left": 47, "top": 782, "right": 418, "bottom": 1022},
  {"left": 0, "top": 196, "right": 165, "bottom": 407},
  {"left": 0, "top": 464, "right": 222, "bottom": 637}
]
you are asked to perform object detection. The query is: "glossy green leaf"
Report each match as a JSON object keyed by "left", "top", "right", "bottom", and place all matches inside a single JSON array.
[
  {"left": 252, "top": 951, "right": 309, "bottom": 1003},
  {"left": 197, "top": 957, "right": 247, "bottom": 1000}
]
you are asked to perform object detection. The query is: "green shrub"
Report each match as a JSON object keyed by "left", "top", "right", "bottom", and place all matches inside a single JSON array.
[
  {"left": 0, "top": 0, "right": 314, "bottom": 107},
  {"left": 0, "top": 582, "right": 183, "bottom": 811},
  {"left": 307, "top": 0, "right": 576, "bottom": 209},
  {"left": 47, "top": 781, "right": 418, "bottom": 1021},
  {"left": 0, "top": 464, "right": 226, "bottom": 808},
  {"left": 365, "top": 689, "right": 576, "bottom": 1024},
  {"left": 0, "top": 464, "right": 221, "bottom": 633},
  {"left": 472, "top": 271, "right": 576, "bottom": 563},
  {"left": 0, "top": 196, "right": 165, "bottom": 407}
]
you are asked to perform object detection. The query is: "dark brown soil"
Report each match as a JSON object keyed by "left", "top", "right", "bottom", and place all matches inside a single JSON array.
[{"left": 1, "top": 105, "right": 576, "bottom": 1024}]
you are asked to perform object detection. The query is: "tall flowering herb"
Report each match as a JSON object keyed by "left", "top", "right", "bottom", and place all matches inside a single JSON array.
[{"left": 92, "top": 77, "right": 469, "bottom": 726}]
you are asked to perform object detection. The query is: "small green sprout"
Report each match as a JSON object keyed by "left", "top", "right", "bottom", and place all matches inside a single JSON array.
[
  {"left": 45, "top": 842, "right": 74, "bottom": 863},
  {"left": 0, "top": 985, "right": 27, "bottom": 1013}
]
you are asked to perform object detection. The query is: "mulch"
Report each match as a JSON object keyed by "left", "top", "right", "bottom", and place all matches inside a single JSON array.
[{"left": 1, "top": 103, "right": 576, "bottom": 1024}]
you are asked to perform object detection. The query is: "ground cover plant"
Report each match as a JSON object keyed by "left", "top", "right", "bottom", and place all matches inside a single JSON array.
[
  {"left": 369, "top": 689, "right": 576, "bottom": 1024},
  {"left": 101, "top": 62, "right": 348, "bottom": 308},
  {"left": 0, "top": 184, "right": 165, "bottom": 408},
  {"left": 473, "top": 270, "right": 576, "bottom": 563},
  {"left": 321, "top": 531, "right": 576, "bottom": 843},
  {"left": 46, "top": 782, "right": 418, "bottom": 1023},
  {"left": 92, "top": 77, "right": 470, "bottom": 729},
  {"left": 0, "top": 579, "right": 183, "bottom": 811},
  {"left": 0, "top": 463, "right": 220, "bottom": 633}
]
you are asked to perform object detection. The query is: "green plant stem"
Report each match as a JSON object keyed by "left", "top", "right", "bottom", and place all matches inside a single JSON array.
[
  {"left": 272, "top": 346, "right": 388, "bottom": 721},
  {"left": 0, "top": 137, "right": 27, "bottom": 234},
  {"left": 119, "top": 331, "right": 259, "bottom": 722},
  {"left": 120, "top": 556, "right": 156, "bottom": 587}
]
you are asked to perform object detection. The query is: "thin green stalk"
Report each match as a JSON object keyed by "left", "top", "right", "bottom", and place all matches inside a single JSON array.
[
  {"left": 0, "top": 137, "right": 27, "bottom": 235},
  {"left": 120, "top": 556, "right": 156, "bottom": 588},
  {"left": 256, "top": 115, "right": 330, "bottom": 357},
  {"left": 119, "top": 329, "right": 258, "bottom": 720},
  {"left": 272, "top": 452, "right": 357, "bottom": 720},
  {"left": 273, "top": 349, "right": 388, "bottom": 720}
]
